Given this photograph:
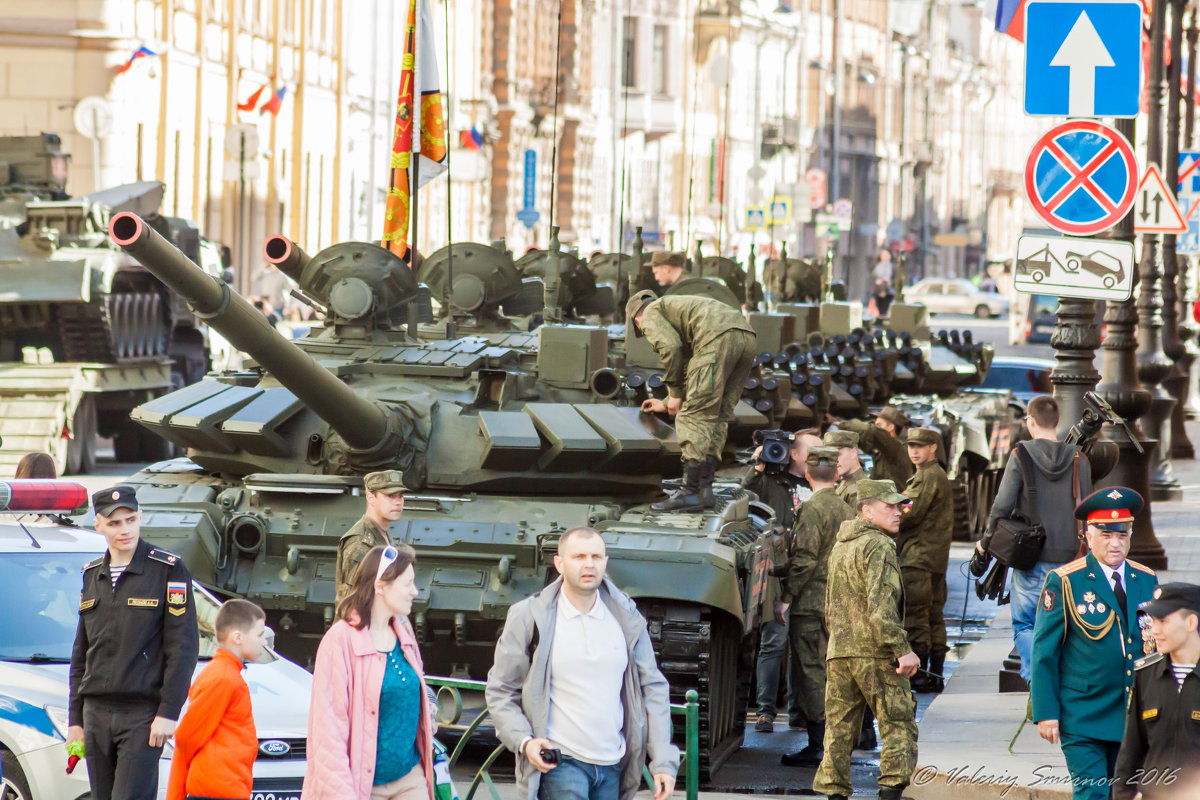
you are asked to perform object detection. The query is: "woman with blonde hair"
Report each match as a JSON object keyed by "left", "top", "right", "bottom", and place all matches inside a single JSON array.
[{"left": 303, "top": 544, "right": 435, "bottom": 800}]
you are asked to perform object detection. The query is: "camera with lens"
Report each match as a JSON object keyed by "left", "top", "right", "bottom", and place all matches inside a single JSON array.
[{"left": 753, "top": 429, "right": 793, "bottom": 473}]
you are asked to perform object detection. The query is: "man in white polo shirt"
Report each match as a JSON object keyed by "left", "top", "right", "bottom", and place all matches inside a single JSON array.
[{"left": 487, "top": 527, "right": 679, "bottom": 800}]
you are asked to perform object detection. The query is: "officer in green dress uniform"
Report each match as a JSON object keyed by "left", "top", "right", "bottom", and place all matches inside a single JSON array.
[{"left": 1030, "top": 487, "right": 1159, "bottom": 800}]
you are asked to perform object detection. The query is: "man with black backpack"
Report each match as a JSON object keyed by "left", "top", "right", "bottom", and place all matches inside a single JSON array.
[{"left": 975, "top": 395, "right": 1092, "bottom": 685}]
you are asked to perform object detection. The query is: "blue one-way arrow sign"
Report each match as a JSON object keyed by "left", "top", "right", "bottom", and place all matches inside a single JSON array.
[{"left": 1024, "top": 0, "right": 1141, "bottom": 118}]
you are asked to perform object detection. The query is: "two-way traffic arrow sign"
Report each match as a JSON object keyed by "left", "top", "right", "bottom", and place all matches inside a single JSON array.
[{"left": 1134, "top": 163, "right": 1188, "bottom": 234}]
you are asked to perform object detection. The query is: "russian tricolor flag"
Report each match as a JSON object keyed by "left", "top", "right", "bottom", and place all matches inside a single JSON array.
[
  {"left": 989, "top": 0, "right": 1027, "bottom": 42},
  {"left": 117, "top": 46, "right": 157, "bottom": 74}
]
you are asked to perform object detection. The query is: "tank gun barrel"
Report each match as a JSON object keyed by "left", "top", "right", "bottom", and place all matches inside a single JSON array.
[
  {"left": 109, "top": 213, "right": 389, "bottom": 452},
  {"left": 263, "top": 234, "right": 310, "bottom": 283}
]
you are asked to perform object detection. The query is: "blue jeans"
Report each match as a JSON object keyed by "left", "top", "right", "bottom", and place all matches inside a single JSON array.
[
  {"left": 537, "top": 755, "right": 621, "bottom": 800},
  {"left": 755, "top": 618, "right": 789, "bottom": 716},
  {"left": 1011, "top": 560, "right": 1066, "bottom": 683}
]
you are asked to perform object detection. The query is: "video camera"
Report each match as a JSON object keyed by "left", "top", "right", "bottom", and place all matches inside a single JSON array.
[{"left": 753, "top": 429, "right": 793, "bottom": 473}]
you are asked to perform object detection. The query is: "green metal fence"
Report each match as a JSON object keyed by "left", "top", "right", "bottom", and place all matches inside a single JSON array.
[{"left": 426, "top": 675, "right": 700, "bottom": 800}]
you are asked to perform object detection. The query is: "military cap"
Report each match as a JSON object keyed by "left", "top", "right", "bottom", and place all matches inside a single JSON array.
[
  {"left": 625, "top": 289, "right": 658, "bottom": 337},
  {"left": 876, "top": 406, "right": 909, "bottom": 429},
  {"left": 823, "top": 429, "right": 859, "bottom": 449},
  {"left": 905, "top": 427, "right": 941, "bottom": 447},
  {"left": 1140, "top": 582, "right": 1200, "bottom": 619},
  {"left": 1074, "top": 486, "right": 1143, "bottom": 528},
  {"left": 806, "top": 446, "right": 839, "bottom": 468},
  {"left": 93, "top": 484, "right": 139, "bottom": 517},
  {"left": 364, "top": 470, "right": 407, "bottom": 494},
  {"left": 650, "top": 251, "right": 686, "bottom": 269},
  {"left": 858, "top": 479, "right": 909, "bottom": 505}
]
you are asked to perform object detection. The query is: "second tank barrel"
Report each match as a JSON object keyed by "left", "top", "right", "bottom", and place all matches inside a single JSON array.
[{"left": 109, "top": 213, "right": 389, "bottom": 453}]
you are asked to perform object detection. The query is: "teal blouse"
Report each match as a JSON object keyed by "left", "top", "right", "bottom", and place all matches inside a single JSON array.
[{"left": 374, "top": 641, "right": 422, "bottom": 785}]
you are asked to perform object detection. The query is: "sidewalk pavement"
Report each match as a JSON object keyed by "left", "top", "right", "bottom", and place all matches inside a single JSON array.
[{"left": 910, "top": 420, "right": 1200, "bottom": 800}]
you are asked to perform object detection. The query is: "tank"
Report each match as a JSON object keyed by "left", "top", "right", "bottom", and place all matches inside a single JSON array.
[
  {"left": 0, "top": 172, "right": 230, "bottom": 471},
  {"left": 108, "top": 213, "right": 776, "bottom": 777},
  {"left": 0, "top": 134, "right": 71, "bottom": 227}
]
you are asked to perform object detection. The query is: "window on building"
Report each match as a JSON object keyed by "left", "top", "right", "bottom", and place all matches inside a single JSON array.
[
  {"left": 622, "top": 16, "right": 637, "bottom": 89},
  {"left": 652, "top": 25, "right": 668, "bottom": 95}
]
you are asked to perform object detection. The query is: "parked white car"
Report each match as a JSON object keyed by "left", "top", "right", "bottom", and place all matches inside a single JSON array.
[
  {"left": 0, "top": 518, "right": 310, "bottom": 800},
  {"left": 905, "top": 277, "right": 1011, "bottom": 318}
]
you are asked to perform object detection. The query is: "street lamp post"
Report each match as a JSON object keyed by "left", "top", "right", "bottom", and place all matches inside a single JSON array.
[
  {"left": 1164, "top": 0, "right": 1196, "bottom": 461},
  {"left": 1137, "top": 0, "right": 1183, "bottom": 503},
  {"left": 1098, "top": 118, "right": 1166, "bottom": 568}
]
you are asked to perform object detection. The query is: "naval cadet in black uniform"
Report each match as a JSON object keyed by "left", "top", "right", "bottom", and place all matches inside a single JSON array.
[
  {"left": 1113, "top": 583, "right": 1200, "bottom": 800},
  {"left": 67, "top": 484, "right": 199, "bottom": 800}
]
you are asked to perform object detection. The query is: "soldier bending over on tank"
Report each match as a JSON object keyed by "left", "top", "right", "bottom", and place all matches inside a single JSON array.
[
  {"left": 814, "top": 479, "right": 919, "bottom": 800},
  {"left": 627, "top": 291, "right": 757, "bottom": 512}
]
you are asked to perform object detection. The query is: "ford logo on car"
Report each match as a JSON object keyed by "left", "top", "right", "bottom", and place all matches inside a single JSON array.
[{"left": 259, "top": 739, "right": 291, "bottom": 756}]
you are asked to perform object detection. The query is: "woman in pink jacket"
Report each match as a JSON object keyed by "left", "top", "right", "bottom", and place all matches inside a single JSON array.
[{"left": 304, "top": 544, "right": 435, "bottom": 800}]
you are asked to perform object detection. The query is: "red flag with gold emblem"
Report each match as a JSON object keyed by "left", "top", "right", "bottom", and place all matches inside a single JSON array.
[{"left": 381, "top": 0, "right": 448, "bottom": 259}]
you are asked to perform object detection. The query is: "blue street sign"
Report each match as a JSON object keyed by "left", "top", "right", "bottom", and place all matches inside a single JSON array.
[
  {"left": 523, "top": 149, "right": 536, "bottom": 210},
  {"left": 1177, "top": 151, "right": 1200, "bottom": 253},
  {"left": 746, "top": 208, "right": 765, "bottom": 230},
  {"left": 1024, "top": 1, "right": 1141, "bottom": 118},
  {"left": 516, "top": 207, "right": 540, "bottom": 229}
]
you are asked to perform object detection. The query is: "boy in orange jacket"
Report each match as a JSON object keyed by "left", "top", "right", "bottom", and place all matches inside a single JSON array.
[{"left": 167, "top": 598, "right": 267, "bottom": 800}]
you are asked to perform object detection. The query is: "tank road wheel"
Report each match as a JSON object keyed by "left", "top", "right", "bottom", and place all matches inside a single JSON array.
[
  {"left": 65, "top": 394, "right": 98, "bottom": 475},
  {"left": 638, "top": 602, "right": 748, "bottom": 781}
]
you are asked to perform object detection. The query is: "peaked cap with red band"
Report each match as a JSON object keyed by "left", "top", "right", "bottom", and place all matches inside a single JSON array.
[{"left": 1073, "top": 486, "right": 1144, "bottom": 527}]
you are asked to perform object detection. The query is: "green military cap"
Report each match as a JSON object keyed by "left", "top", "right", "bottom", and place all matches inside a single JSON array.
[
  {"left": 876, "top": 406, "right": 909, "bottom": 428},
  {"left": 806, "top": 446, "right": 839, "bottom": 468},
  {"left": 650, "top": 251, "right": 686, "bottom": 268},
  {"left": 364, "top": 470, "right": 407, "bottom": 494},
  {"left": 858, "top": 479, "right": 909, "bottom": 505},
  {"left": 906, "top": 427, "right": 941, "bottom": 446},
  {"left": 625, "top": 289, "right": 658, "bottom": 337},
  {"left": 1074, "top": 486, "right": 1143, "bottom": 528},
  {"left": 823, "top": 429, "right": 859, "bottom": 449}
]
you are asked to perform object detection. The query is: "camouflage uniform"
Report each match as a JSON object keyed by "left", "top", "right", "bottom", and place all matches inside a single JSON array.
[
  {"left": 637, "top": 295, "right": 757, "bottom": 461},
  {"left": 815, "top": 515, "right": 917, "bottom": 798},
  {"left": 897, "top": 449, "right": 953, "bottom": 663},
  {"left": 835, "top": 468, "right": 866, "bottom": 508},
  {"left": 335, "top": 515, "right": 392, "bottom": 604},
  {"left": 782, "top": 486, "right": 855, "bottom": 723},
  {"left": 839, "top": 419, "right": 914, "bottom": 490}
]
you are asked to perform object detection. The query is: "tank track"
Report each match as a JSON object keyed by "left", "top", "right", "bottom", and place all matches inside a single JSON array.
[
  {"left": 637, "top": 600, "right": 750, "bottom": 781},
  {"left": 57, "top": 291, "right": 170, "bottom": 363}
]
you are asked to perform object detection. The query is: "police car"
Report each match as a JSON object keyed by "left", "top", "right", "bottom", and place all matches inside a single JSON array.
[{"left": 0, "top": 480, "right": 309, "bottom": 800}]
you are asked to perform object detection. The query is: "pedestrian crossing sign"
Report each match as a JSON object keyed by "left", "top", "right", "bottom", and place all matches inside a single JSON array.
[{"left": 746, "top": 207, "right": 765, "bottom": 231}]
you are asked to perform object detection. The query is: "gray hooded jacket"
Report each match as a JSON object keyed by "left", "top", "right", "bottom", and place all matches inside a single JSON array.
[
  {"left": 985, "top": 438, "right": 1092, "bottom": 564},
  {"left": 485, "top": 576, "right": 680, "bottom": 800}
]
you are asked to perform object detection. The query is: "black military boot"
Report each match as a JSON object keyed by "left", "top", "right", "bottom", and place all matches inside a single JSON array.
[
  {"left": 857, "top": 709, "right": 877, "bottom": 750},
  {"left": 877, "top": 783, "right": 910, "bottom": 800},
  {"left": 780, "top": 720, "right": 825, "bottom": 767},
  {"left": 910, "top": 651, "right": 935, "bottom": 693},
  {"left": 927, "top": 653, "right": 946, "bottom": 693},
  {"left": 651, "top": 461, "right": 705, "bottom": 513},
  {"left": 698, "top": 456, "right": 718, "bottom": 508}
]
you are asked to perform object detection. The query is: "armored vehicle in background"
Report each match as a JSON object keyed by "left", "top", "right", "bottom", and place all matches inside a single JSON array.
[
  {"left": 0, "top": 133, "right": 70, "bottom": 226},
  {"left": 0, "top": 172, "right": 229, "bottom": 475},
  {"left": 109, "top": 213, "right": 776, "bottom": 778}
]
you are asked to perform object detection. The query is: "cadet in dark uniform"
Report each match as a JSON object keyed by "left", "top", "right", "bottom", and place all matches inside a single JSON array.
[
  {"left": 836, "top": 407, "right": 914, "bottom": 491},
  {"left": 334, "top": 469, "right": 407, "bottom": 604},
  {"left": 627, "top": 290, "right": 757, "bottom": 511},
  {"left": 1113, "top": 583, "right": 1200, "bottom": 800},
  {"left": 67, "top": 485, "right": 199, "bottom": 800},
  {"left": 779, "top": 446, "right": 855, "bottom": 767},
  {"left": 897, "top": 426, "right": 952, "bottom": 692},
  {"left": 1030, "top": 487, "right": 1158, "bottom": 800}
]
